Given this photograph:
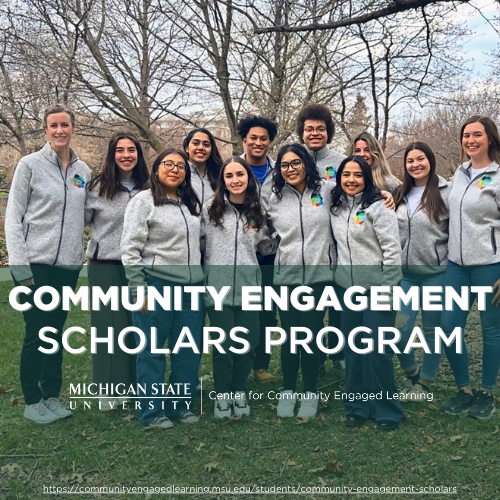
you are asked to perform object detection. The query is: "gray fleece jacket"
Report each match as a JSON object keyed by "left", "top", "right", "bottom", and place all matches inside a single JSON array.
[
  {"left": 396, "top": 177, "right": 450, "bottom": 274},
  {"left": 5, "top": 142, "right": 90, "bottom": 282},
  {"left": 201, "top": 199, "right": 277, "bottom": 306},
  {"left": 306, "top": 145, "right": 345, "bottom": 181},
  {"left": 85, "top": 182, "right": 140, "bottom": 261},
  {"left": 267, "top": 180, "right": 336, "bottom": 285},
  {"left": 331, "top": 194, "right": 402, "bottom": 289},
  {"left": 121, "top": 189, "right": 203, "bottom": 293},
  {"left": 448, "top": 161, "right": 500, "bottom": 265},
  {"left": 189, "top": 163, "right": 215, "bottom": 207}
]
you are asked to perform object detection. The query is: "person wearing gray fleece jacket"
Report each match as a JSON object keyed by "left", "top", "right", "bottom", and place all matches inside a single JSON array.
[
  {"left": 439, "top": 116, "right": 500, "bottom": 421},
  {"left": 267, "top": 143, "right": 336, "bottom": 420},
  {"left": 85, "top": 131, "right": 149, "bottom": 408},
  {"left": 183, "top": 128, "right": 223, "bottom": 206},
  {"left": 330, "top": 155, "right": 403, "bottom": 431},
  {"left": 121, "top": 149, "right": 203, "bottom": 428},
  {"left": 201, "top": 157, "right": 277, "bottom": 419},
  {"left": 394, "top": 142, "right": 450, "bottom": 402},
  {"left": 296, "top": 103, "right": 345, "bottom": 181},
  {"left": 5, "top": 104, "right": 90, "bottom": 424}
]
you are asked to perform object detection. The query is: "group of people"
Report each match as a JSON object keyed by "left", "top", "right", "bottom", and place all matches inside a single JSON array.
[{"left": 5, "top": 103, "right": 500, "bottom": 433}]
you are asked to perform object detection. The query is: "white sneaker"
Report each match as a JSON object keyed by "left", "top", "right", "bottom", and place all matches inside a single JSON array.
[
  {"left": 276, "top": 390, "right": 297, "bottom": 418},
  {"left": 147, "top": 416, "right": 174, "bottom": 429},
  {"left": 43, "top": 398, "right": 73, "bottom": 419},
  {"left": 99, "top": 398, "right": 119, "bottom": 412},
  {"left": 24, "top": 400, "right": 60, "bottom": 424},
  {"left": 214, "top": 396, "right": 232, "bottom": 419},
  {"left": 233, "top": 392, "right": 250, "bottom": 416},
  {"left": 297, "top": 392, "right": 319, "bottom": 419}
]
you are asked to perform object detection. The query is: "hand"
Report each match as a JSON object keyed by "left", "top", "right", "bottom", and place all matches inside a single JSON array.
[
  {"left": 19, "top": 278, "right": 35, "bottom": 287},
  {"left": 493, "top": 279, "right": 500, "bottom": 307},
  {"left": 134, "top": 294, "right": 149, "bottom": 315},
  {"left": 382, "top": 192, "right": 395, "bottom": 211}
]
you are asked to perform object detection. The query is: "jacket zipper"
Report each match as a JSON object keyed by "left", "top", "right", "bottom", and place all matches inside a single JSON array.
[
  {"left": 405, "top": 196, "right": 411, "bottom": 273},
  {"left": 458, "top": 170, "right": 484, "bottom": 265},
  {"left": 24, "top": 224, "right": 31, "bottom": 242},
  {"left": 230, "top": 205, "right": 239, "bottom": 306},
  {"left": 434, "top": 243, "right": 441, "bottom": 265},
  {"left": 294, "top": 191, "right": 306, "bottom": 284},
  {"left": 345, "top": 200, "right": 355, "bottom": 286},
  {"left": 492, "top": 227, "right": 497, "bottom": 255},
  {"left": 178, "top": 204, "right": 192, "bottom": 283},
  {"left": 53, "top": 159, "right": 75, "bottom": 264}
]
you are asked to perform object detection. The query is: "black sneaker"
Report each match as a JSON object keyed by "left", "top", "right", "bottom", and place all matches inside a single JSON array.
[
  {"left": 377, "top": 421, "right": 399, "bottom": 433},
  {"left": 345, "top": 414, "right": 367, "bottom": 428},
  {"left": 468, "top": 390, "right": 496, "bottom": 420},
  {"left": 440, "top": 390, "right": 474, "bottom": 415}
]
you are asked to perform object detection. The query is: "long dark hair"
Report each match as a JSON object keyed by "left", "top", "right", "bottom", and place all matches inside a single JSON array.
[
  {"left": 182, "top": 128, "right": 223, "bottom": 191},
  {"left": 87, "top": 131, "right": 149, "bottom": 199},
  {"left": 395, "top": 142, "right": 448, "bottom": 224},
  {"left": 208, "top": 157, "right": 266, "bottom": 231},
  {"left": 460, "top": 115, "right": 500, "bottom": 164},
  {"left": 272, "top": 143, "right": 321, "bottom": 200},
  {"left": 149, "top": 148, "right": 201, "bottom": 215},
  {"left": 330, "top": 156, "right": 382, "bottom": 212}
]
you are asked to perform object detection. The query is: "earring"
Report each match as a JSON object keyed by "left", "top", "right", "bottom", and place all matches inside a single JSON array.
[{"left": 182, "top": 181, "right": 186, "bottom": 186}]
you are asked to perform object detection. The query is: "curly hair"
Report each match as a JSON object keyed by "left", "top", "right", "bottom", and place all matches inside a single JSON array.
[
  {"left": 237, "top": 115, "right": 278, "bottom": 142},
  {"left": 296, "top": 104, "right": 335, "bottom": 144}
]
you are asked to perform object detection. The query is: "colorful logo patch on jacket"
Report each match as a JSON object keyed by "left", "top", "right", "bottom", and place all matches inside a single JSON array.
[
  {"left": 74, "top": 174, "right": 85, "bottom": 188},
  {"left": 354, "top": 210, "right": 366, "bottom": 225},
  {"left": 325, "top": 166, "right": 337, "bottom": 180},
  {"left": 479, "top": 176, "right": 492, "bottom": 190},
  {"left": 311, "top": 193, "right": 323, "bottom": 207}
]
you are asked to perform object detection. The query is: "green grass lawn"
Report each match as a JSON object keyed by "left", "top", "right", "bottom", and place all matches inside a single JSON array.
[{"left": 1, "top": 278, "right": 499, "bottom": 499}]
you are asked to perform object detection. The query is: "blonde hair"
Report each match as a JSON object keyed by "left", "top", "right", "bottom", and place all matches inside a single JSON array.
[{"left": 350, "top": 132, "right": 398, "bottom": 192}]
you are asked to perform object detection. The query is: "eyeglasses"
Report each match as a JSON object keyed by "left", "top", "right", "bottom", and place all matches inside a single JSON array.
[
  {"left": 159, "top": 160, "right": 186, "bottom": 172},
  {"left": 304, "top": 126, "right": 327, "bottom": 133},
  {"left": 280, "top": 159, "right": 303, "bottom": 171}
]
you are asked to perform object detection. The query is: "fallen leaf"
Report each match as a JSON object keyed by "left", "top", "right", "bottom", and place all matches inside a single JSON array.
[
  {"left": 71, "top": 473, "right": 85, "bottom": 483},
  {"left": 427, "top": 404, "right": 438, "bottom": 410},
  {"left": 204, "top": 462, "right": 218, "bottom": 472},
  {"left": 10, "top": 396, "right": 24, "bottom": 407},
  {"left": 223, "top": 415, "right": 242, "bottom": 424},
  {"left": 295, "top": 417, "right": 309, "bottom": 425},
  {"left": 308, "top": 466, "right": 326, "bottom": 474},
  {"left": 450, "top": 435, "right": 462, "bottom": 442},
  {"left": 122, "top": 413, "right": 134, "bottom": 422},
  {"left": 1, "top": 463, "right": 22, "bottom": 475},
  {"left": 0, "top": 386, "right": 13, "bottom": 394},
  {"left": 318, "top": 477, "right": 327, "bottom": 487},
  {"left": 195, "top": 443, "right": 206, "bottom": 452},
  {"left": 460, "top": 435, "right": 469, "bottom": 448},
  {"left": 285, "top": 460, "right": 296, "bottom": 467},
  {"left": 425, "top": 435, "right": 434, "bottom": 444},
  {"left": 225, "top": 445, "right": 236, "bottom": 452},
  {"left": 493, "top": 426, "right": 499, "bottom": 435},
  {"left": 328, "top": 460, "right": 344, "bottom": 475},
  {"left": 450, "top": 455, "right": 463, "bottom": 461}
]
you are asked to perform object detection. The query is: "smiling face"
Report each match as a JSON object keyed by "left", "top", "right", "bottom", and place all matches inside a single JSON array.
[
  {"left": 243, "top": 126, "right": 270, "bottom": 164},
  {"left": 405, "top": 149, "right": 430, "bottom": 187},
  {"left": 354, "top": 140, "right": 373, "bottom": 166},
  {"left": 462, "top": 121, "right": 491, "bottom": 163},
  {"left": 157, "top": 153, "right": 186, "bottom": 193},
  {"left": 45, "top": 112, "right": 74, "bottom": 150},
  {"left": 186, "top": 131, "right": 212, "bottom": 167},
  {"left": 280, "top": 151, "right": 307, "bottom": 193},
  {"left": 302, "top": 119, "right": 328, "bottom": 151},
  {"left": 341, "top": 161, "right": 365, "bottom": 196},
  {"left": 224, "top": 161, "right": 248, "bottom": 200},
  {"left": 115, "top": 138, "right": 138, "bottom": 177}
]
